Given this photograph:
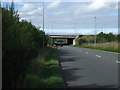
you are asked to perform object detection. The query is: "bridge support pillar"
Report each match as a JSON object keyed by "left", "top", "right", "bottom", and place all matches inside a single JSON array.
[{"left": 73, "top": 39, "right": 76, "bottom": 45}]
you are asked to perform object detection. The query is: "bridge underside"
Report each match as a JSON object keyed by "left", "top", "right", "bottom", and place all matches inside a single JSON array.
[{"left": 52, "top": 38, "right": 74, "bottom": 45}]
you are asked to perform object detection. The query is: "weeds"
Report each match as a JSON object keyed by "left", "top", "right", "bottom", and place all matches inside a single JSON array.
[
  {"left": 76, "top": 42, "right": 120, "bottom": 53},
  {"left": 22, "top": 47, "right": 64, "bottom": 88}
]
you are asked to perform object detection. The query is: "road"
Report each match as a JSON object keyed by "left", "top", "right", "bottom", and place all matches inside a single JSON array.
[{"left": 57, "top": 46, "right": 119, "bottom": 88}]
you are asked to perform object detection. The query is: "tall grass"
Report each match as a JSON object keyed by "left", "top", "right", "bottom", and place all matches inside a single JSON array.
[
  {"left": 77, "top": 42, "right": 120, "bottom": 53},
  {"left": 22, "top": 47, "right": 64, "bottom": 88}
]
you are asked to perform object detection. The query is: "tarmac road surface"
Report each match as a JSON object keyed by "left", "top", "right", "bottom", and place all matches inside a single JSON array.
[{"left": 57, "top": 46, "right": 119, "bottom": 88}]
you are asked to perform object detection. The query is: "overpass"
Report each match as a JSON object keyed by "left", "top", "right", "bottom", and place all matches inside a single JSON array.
[{"left": 50, "top": 35, "right": 79, "bottom": 45}]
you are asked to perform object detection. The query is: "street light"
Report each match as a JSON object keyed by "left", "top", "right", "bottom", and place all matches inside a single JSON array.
[
  {"left": 74, "top": 23, "right": 77, "bottom": 36},
  {"left": 94, "top": 17, "right": 97, "bottom": 45},
  {"left": 51, "top": 25, "right": 53, "bottom": 35},
  {"left": 43, "top": 0, "right": 45, "bottom": 48}
]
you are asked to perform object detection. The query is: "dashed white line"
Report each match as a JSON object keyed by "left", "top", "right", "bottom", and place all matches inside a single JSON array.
[
  {"left": 85, "top": 52, "right": 88, "bottom": 54},
  {"left": 116, "top": 61, "right": 120, "bottom": 64},
  {"left": 96, "top": 55, "right": 102, "bottom": 58}
]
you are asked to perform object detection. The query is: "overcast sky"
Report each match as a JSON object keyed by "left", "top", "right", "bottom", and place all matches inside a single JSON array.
[{"left": 2, "top": 0, "right": 119, "bottom": 35}]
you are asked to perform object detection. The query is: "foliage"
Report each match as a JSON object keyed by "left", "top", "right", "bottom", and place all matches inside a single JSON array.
[
  {"left": 76, "top": 42, "right": 119, "bottom": 53},
  {"left": 77, "top": 32, "right": 119, "bottom": 45},
  {"left": 77, "top": 46, "right": 119, "bottom": 53},
  {"left": 22, "top": 48, "right": 64, "bottom": 88},
  {"left": 77, "top": 35, "right": 94, "bottom": 44},
  {"left": 78, "top": 38, "right": 87, "bottom": 44},
  {"left": 97, "top": 32, "right": 117, "bottom": 42},
  {"left": 2, "top": 3, "right": 50, "bottom": 88}
]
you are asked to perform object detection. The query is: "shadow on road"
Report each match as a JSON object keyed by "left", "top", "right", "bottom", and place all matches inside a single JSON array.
[
  {"left": 63, "top": 68, "right": 83, "bottom": 81},
  {"left": 57, "top": 47, "right": 118, "bottom": 89},
  {"left": 57, "top": 48, "right": 80, "bottom": 62},
  {"left": 62, "top": 67, "right": 117, "bottom": 88},
  {"left": 62, "top": 67, "right": 84, "bottom": 88},
  {"left": 62, "top": 67, "right": 117, "bottom": 89},
  {"left": 66, "top": 87, "right": 118, "bottom": 90},
  {"left": 57, "top": 48, "right": 71, "bottom": 56},
  {"left": 59, "top": 57, "right": 77, "bottom": 62},
  {"left": 69, "top": 84, "right": 117, "bottom": 88}
]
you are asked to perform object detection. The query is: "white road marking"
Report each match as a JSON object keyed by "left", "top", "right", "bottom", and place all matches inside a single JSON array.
[
  {"left": 79, "top": 50, "right": 82, "bottom": 52},
  {"left": 96, "top": 55, "right": 102, "bottom": 58},
  {"left": 86, "top": 52, "right": 88, "bottom": 54},
  {"left": 116, "top": 61, "right": 120, "bottom": 64}
]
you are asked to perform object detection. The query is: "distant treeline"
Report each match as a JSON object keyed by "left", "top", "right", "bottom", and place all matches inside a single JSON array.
[
  {"left": 2, "top": 3, "right": 51, "bottom": 88},
  {"left": 77, "top": 32, "right": 120, "bottom": 45}
]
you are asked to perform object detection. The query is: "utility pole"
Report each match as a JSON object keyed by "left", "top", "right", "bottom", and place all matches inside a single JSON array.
[
  {"left": 74, "top": 23, "right": 77, "bottom": 36},
  {"left": 0, "top": 0, "right": 1, "bottom": 7},
  {"left": 51, "top": 25, "right": 53, "bottom": 35},
  {"left": 43, "top": 0, "right": 45, "bottom": 48},
  {"left": 94, "top": 17, "right": 97, "bottom": 45}
]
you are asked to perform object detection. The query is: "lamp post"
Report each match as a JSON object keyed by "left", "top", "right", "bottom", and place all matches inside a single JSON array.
[
  {"left": 43, "top": 0, "right": 45, "bottom": 48},
  {"left": 74, "top": 23, "right": 77, "bottom": 36},
  {"left": 94, "top": 17, "right": 97, "bottom": 45},
  {"left": 51, "top": 25, "right": 53, "bottom": 35}
]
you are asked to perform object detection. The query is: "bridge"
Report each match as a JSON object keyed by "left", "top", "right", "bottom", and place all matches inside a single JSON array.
[{"left": 49, "top": 35, "right": 79, "bottom": 45}]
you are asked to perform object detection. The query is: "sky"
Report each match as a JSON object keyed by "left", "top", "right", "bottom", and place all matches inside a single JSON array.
[{"left": 1, "top": 0, "right": 119, "bottom": 35}]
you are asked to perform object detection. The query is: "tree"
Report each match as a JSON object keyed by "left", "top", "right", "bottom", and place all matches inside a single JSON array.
[
  {"left": 2, "top": 2, "right": 49, "bottom": 88},
  {"left": 105, "top": 32, "right": 115, "bottom": 42}
]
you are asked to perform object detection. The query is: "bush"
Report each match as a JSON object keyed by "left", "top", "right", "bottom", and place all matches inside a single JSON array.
[
  {"left": 23, "top": 75, "right": 42, "bottom": 88},
  {"left": 43, "top": 76, "right": 64, "bottom": 88},
  {"left": 2, "top": 3, "right": 50, "bottom": 88},
  {"left": 22, "top": 48, "right": 64, "bottom": 88}
]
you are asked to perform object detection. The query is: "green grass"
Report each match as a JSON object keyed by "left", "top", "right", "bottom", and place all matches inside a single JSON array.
[
  {"left": 22, "top": 47, "right": 64, "bottom": 88},
  {"left": 75, "top": 45, "right": 120, "bottom": 53}
]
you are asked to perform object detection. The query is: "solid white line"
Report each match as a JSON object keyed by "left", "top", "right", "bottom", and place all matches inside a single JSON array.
[
  {"left": 96, "top": 55, "right": 102, "bottom": 58},
  {"left": 116, "top": 61, "right": 120, "bottom": 64}
]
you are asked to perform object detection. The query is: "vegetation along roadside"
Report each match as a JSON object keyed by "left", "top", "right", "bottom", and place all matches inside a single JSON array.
[
  {"left": 74, "top": 32, "right": 120, "bottom": 53},
  {"left": 22, "top": 47, "right": 65, "bottom": 88},
  {"left": 2, "top": 3, "right": 64, "bottom": 88}
]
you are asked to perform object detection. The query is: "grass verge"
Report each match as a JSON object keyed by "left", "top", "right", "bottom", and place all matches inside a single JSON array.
[
  {"left": 79, "top": 46, "right": 119, "bottom": 53},
  {"left": 22, "top": 47, "right": 64, "bottom": 88},
  {"left": 75, "top": 42, "right": 120, "bottom": 53}
]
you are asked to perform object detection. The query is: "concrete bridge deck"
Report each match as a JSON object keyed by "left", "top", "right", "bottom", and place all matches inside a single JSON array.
[
  {"left": 49, "top": 35, "right": 77, "bottom": 39},
  {"left": 49, "top": 35, "right": 79, "bottom": 45}
]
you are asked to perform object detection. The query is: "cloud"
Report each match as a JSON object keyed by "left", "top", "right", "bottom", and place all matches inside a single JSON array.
[
  {"left": 1, "top": 0, "right": 120, "bottom": 2},
  {"left": 54, "top": 11, "right": 63, "bottom": 15},
  {"left": 75, "top": 1, "right": 118, "bottom": 16},
  {"left": 46, "top": 0, "right": 61, "bottom": 9},
  {"left": 74, "top": 4, "right": 88, "bottom": 15},
  {"left": 18, "top": 3, "right": 43, "bottom": 18},
  {"left": 27, "top": 7, "right": 42, "bottom": 15},
  {"left": 16, "top": 2, "right": 117, "bottom": 35},
  {"left": 86, "top": 1, "right": 106, "bottom": 12},
  {"left": 20, "top": 3, "right": 36, "bottom": 12}
]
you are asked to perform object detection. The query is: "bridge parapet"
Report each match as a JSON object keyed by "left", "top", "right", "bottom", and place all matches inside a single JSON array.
[{"left": 50, "top": 35, "right": 78, "bottom": 39}]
